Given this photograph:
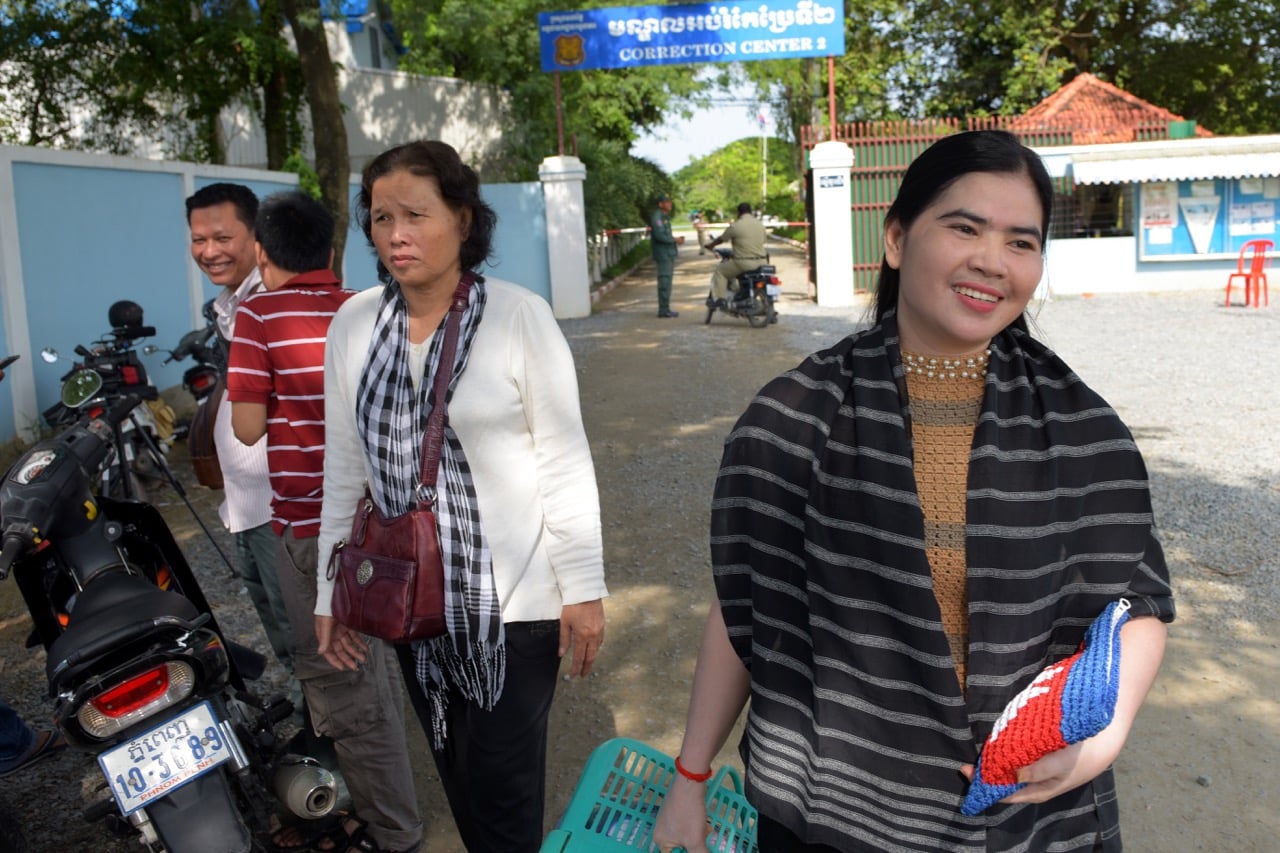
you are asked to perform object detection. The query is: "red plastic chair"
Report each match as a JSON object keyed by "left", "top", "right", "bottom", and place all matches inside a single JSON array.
[{"left": 1225, "top": 239, "right": 1272, "bottom": 307}]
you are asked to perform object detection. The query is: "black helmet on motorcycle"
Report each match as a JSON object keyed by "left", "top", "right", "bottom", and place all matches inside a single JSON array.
[
  {"left": 108, "top": 300, "right": 145, "bottom": 331},
  {"left": 108, "top": 300, "right": 156, "bottom": 341}
]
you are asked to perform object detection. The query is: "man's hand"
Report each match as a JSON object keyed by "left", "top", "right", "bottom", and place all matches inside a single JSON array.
[
  {"left": 315, "top": 614, "right": 369, "bottom": 671},
  {"left": 559, "top": 599, "right": 605, "bottom": 678}
]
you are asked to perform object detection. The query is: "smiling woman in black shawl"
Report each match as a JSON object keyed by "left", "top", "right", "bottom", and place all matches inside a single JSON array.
[{"left": 654, "top": 130, "right": 1174, "bottom": 853}]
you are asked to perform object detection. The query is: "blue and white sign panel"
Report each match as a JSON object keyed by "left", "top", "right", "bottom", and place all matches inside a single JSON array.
[{"left": 538, "top": 2, "right": 845, "bottom": 72}]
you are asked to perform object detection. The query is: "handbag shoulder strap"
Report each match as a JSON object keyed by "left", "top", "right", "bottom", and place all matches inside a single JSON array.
[{"left": 417, "top": 276, "right": 472, "bottom": 495}]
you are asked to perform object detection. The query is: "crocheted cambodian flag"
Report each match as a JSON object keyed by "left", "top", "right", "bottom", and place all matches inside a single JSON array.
[{"left": 961, "top": 599, "right": 1132, "bottom": 816}]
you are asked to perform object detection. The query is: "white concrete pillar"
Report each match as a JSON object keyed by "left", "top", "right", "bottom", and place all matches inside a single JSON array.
[
  {"left": 809, "top": 141, "right": 856, "bottom": 308},
  {"left": 538, "top": 155, "right": 591, "bottom": 319}
]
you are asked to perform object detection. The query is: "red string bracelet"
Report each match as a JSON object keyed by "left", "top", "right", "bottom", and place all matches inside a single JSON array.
[{"left": 675, "top": 755, "right": 713, "bottom": 783}]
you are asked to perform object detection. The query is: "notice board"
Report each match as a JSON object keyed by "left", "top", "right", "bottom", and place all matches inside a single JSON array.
[{"left": 1139, "top": 176, "right": 1280, "bottom": 260}]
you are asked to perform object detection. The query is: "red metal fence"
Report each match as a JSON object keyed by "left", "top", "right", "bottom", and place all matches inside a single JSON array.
[{"left": 800, "top": 117, "right": 1178, "bottom": 292}]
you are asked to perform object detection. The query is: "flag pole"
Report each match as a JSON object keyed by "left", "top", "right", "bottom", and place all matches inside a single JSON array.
[
  {"left": 760, "top": 111, "right": 767, "bottom": 207},
  {"left": 555, "top": 71, "right": 565, "bottom": 156}
]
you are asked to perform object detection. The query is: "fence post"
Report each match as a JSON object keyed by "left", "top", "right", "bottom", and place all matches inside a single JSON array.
[
  {"left": 538, "top": 155, "right": 591, "bottom": 319},
  {"left": 809, "top": 141, "right": 857, "bottom": 307}
]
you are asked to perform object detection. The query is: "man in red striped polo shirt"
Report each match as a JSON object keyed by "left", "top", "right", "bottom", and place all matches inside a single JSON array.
[
  {"left": 226, "top": 191, "right": 422, "bottom": 852},
  {"left": 226, "top": 191, "right": 353, "bottom": 548}
]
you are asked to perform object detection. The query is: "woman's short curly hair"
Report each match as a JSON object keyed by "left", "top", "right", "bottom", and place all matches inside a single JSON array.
[{"left": 357, "top": 140, "right": 497, "bottom": 281}]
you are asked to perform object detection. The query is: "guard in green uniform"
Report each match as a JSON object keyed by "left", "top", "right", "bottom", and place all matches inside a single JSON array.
[{"left": 650, "top": 193, "right": 680, "bottom": 318}]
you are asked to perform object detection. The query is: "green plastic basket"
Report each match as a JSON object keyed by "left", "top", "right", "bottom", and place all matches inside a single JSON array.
[{"left": 541, "top": 737, "right": 758, "bottom": 853}]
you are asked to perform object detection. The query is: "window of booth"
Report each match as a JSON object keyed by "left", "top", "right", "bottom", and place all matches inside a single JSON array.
[
  {"left": 1051, "top": 184, "right": 1135, "bottom": 240},
  {"left": 1138, "top": 176, "right": 1280, "bottom": 260}
]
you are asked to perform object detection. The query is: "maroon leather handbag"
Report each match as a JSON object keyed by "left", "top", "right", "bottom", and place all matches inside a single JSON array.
[{"left": 329, "top": 280, "right": 471, "bottom": 643}]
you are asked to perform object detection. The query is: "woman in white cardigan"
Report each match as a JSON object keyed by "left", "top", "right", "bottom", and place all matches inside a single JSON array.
[{"left": 317, "top": 140, "right": 607, "bottom": 852}]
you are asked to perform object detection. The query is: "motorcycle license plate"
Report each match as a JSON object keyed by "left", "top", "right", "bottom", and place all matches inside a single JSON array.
[
  {"left": 98, "top": 700, "right": 233, "bottom": 815},
  {"left": 765, "top": 284, "right": 782, "bottom": 297}
]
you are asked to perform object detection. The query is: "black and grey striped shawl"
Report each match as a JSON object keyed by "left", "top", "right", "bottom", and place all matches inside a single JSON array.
[{"left": 712, "top": 310, "right": 1174, "bottom": 852}]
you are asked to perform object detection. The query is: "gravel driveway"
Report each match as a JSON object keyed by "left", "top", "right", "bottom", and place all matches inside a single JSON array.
[{"left": 2, "top": 242, "right": 1276, "bottom": 852}]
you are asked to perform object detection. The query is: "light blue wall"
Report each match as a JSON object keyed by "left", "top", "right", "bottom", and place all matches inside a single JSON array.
[
  {"left": 1, "top": 150, "right": 550, "bottom": 444},
  {"left": 482, "top": 182, "right": 552, "bottom": 302},
  {"left": 14, "top": 163, "right": 196, "bottom": 428}
]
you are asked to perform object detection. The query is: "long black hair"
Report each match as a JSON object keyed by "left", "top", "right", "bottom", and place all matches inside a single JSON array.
[
  {"left": 357, "top": 140, "right": 497, "bottom": 283},
  {"left": 873, "top": 131, "right": 1053, "bottom": 330}
]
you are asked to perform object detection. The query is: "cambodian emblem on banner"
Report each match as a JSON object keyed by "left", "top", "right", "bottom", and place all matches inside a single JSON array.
[{"left": 554, "top": 34, "right": 587, "bottom": 68}]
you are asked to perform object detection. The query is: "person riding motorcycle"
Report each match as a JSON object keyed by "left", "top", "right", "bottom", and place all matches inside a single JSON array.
[{"left": 705, "top": 202, "right": 768, "bottom": 309}]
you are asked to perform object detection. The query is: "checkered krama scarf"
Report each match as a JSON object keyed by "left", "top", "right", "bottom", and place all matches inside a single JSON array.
[{"left": 355, "top": 275, "right": 505, "bottom": 747}]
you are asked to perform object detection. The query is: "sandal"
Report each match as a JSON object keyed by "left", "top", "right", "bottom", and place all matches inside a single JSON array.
[
  {"left": 269, "top": 812, "right": 343, "bottom": 852},
  {"left": 310, "top": 812, "right": 418, "bottom": 853},
  {"left": 0, "top": 729, "right": 68, "bottom": 778},
  {"left": 312, "top": 814, "right": 380, "bottom": 853}
]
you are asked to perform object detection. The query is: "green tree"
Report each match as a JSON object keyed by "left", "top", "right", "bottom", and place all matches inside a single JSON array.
[
  {"left": 1101, "top": 0, "right": 1280, "bottom": 135},
  {"left": 0, "top": 1, "right": 154, "bottom": 152},
  {"left": 724, "top": 0, "right": 1277, "bottom": 163},
  {"left": 280, "top": 0, "right": 350, "bottom": 269},
  {"left": 910, "top": 0, "right": 1279, "bottom": 131},
  {"left": 674, "top": 136, "right": 799, "bottom": 221},
  {"left": 386, "top": 0, "right": 704, "bottom": 230},
  {"left": 0, "top": 0, "right": 308, "bottom": 165},
  {"left": 724, "top": 0, "right": 924, "bottom": 175},
  {"left": 1, "top": 0, "right": 347, "bottom": 261},
  {"left": 912, "top": 0, "right": 1076, "bottom": 116}
]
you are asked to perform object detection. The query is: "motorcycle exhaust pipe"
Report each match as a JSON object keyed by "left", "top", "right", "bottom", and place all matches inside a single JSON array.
[{"left": 273, "top": 755, "right": 338, "bottom": 820}]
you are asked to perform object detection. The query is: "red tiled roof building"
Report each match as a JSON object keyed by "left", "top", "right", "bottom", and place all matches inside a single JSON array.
[{"left": 1010, "top": 72, "right": 1214, "bottom": 143}]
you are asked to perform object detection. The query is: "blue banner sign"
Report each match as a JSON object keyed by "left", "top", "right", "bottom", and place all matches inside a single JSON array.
[{"left": 538, "top": 2, "right": 845, "bottom": 72}]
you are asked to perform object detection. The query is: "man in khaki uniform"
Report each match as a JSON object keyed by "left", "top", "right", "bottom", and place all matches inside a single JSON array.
[{"left": 706, "top": 202, "right": 768, "bottom": 308}]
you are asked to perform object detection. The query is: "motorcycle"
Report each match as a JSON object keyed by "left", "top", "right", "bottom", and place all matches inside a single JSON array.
[
  {"left": 145, "top": 299, "right": 224, "bottom": 490},
  {"left": 41, "top": 301, "right": 173, "bottom": 501},
  {"left": 704, "top": 246, "right": 781, "bottom": 328},
  {"left": 149, "top": 298, "right": 224, "bottom": 408},
  {"left": 0, "top": 395, "right": 336, "bottom": 852}
]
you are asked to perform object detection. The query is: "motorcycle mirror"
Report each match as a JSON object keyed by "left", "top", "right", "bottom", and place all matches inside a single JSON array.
[
  {"left": 60, "top": 368, "right": 104, "bottom": 408},
  {"left": 41, "top": 347, "right": 60, "bottom": 363}
]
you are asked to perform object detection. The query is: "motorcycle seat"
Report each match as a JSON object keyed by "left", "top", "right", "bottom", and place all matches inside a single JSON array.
[
  {"left": 46, "top": 572, "right": 200, "bottom": 684},
  {"left": 755, "top": 264, "right": 777, "bottom": 275}
]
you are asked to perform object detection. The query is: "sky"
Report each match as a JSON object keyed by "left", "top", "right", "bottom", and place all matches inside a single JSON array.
[{"left": 632, "top": 95, "right": 771, "bottom": 175}]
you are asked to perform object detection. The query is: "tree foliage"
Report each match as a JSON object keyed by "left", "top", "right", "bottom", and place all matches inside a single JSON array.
[
  {"left": 674, "top": 136, "right": 800, "bottom": 224},
  {"left": 880, "top": 0, "right": 1279, "bottom": 131},
  {"left": 385, "top": 0, "right": 704, "bottom": 229},
  {"left": 682, "top": 0, "right": 1277, "bottom": 185},
  {"left": 1103, "top": 0, "right": 1279, "bottom": 136},
  {"left": 0, "top": 0, "right": 293, "bottom": 162},
  {"left": 279, "top": 0, "right": 350, "bottom": 269},
  {"left": 4, "top": 0, "right": 1273, "bottom": 248},
  {"left": 2, "top": 0, "right": 347, "bottom": 261}
]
